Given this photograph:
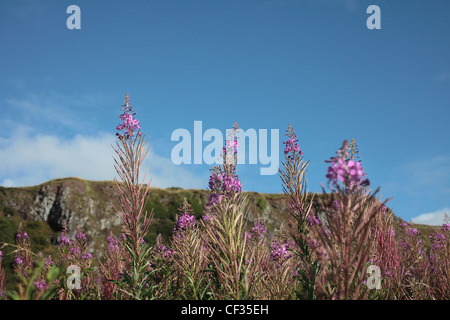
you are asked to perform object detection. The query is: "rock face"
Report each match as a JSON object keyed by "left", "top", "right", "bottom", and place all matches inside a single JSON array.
[
  {"left": 1, "top": 178, "right": 123, "bottom": 249},
  {"left": 31, "top": 184, "right": 75, "bottom": 230}
]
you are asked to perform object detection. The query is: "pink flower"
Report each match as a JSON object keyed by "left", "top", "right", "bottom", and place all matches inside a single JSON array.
[
  {"left": 325, "top": 141, "right": 368, "bottom": 188},
  {"left": 283, "top": 125, "right": 303, "bottom": 157},
  {"left": 116, "top": 93, "right": 142, "bottom": 139}
]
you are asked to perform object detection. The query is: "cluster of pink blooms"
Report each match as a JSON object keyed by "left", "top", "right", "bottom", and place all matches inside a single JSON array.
[
  {"left": 152, "top": 243, "right": 174, "bottom": 261},
  {"left": 326, "top": 158, "right": 366, "bottom": 188},
  {"left": 308, "top": 214, "right": 321, "bottom": 227},
  {"left": 116, "top": 93, "right": 142, "bottom": 139},
  {"left": 270, "top": 239, "right": 295, "bottom": 262},
  {"left": 325, "top": 141, "right": 368, "bottom": 189},
  {"left": 14, "top": 231, "right": 28, "bottom": 266},
  {"left": 206, "top": 123, "right": 242, "bottom": 208},
  {"left": 429, "top": 223, "right": 449, "bottom": 251},
  {"left": 247, "top": 220, "right": 266, "bottom": 240},
  {"left": 173, "top": 212, "right": 197, "bottom": 237},
  {"left": 207, "top": 137, "right": 242, "bottom": 207},
  {"left": 226, "top": 139, "right": 239, "bottom": 153},
  {"left": 283, "top": 137, "right": 302, "bottom": 156},
  {"left": 208, "top": 172, "right": 242, "bottom": 195},
  {"left": 430, "top": 233, "right": 446, "bottom": 251},
  {"left": 207, "top": 171, "right": 242, "bottom": 206},
  {"left": 107, "top": 235, "right": 120, "bottom": 253},
  {"left": 60, "top": 232, "right": 71, "bottom": 246},
  {"left": 16, "top": 231, "right": 29, "bottom": 239},
  {"left": 283, "top": 125, "right": 303, "bottom": 158}
]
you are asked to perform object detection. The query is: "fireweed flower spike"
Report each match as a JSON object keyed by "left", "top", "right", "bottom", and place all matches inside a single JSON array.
[
  {"left": 206, "top": 122, "right": 242, "bottom": 209},
  {"left": 116, "top": 93, "right": 142, "bottom": 139},
  {"left": 283, "top": 124, "right": 303, "bottom": 159},
  {"left": 325, "top": 140, "right": 368, "bottom": 189},
  {"left": 313, "top": 139, "right": 390, "bottom": 299},
  {"left": 13, "top": 223, "right": 33, "bottom": 277},
  {"left": 277, "top": 124, "right": 321, "bottom": 300},
  {"left": 111, "top": 93, "right": 154, "bottom": 299},
  {"left": 173, "top": 200, "right": 197, "bottom": 238}
]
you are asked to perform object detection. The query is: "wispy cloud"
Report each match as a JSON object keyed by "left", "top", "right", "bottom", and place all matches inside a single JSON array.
[
  {"left": 434, "top": 71, "right": 450, "bottom": 82},
  {"left": 2, "top": 91, "right": 113, "bottom": 135},
  {"left": 401, "top": 155, "right": 450, "bottom": 195},
  {"left": 411, "top": 208, "right": 449, "bottom": 226}
]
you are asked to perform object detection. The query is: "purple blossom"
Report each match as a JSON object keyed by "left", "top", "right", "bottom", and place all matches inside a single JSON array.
[
  {"left": 14, "top": 256, "right": 23, "bottom": 265},
  {"left": 0, "top": 250, "right": 2, "bottom": 260},
  {"left": 207, "top": 123, "right": 242, "bottom": 207},
  {"left": 70, "top": 247, "right": 81, "bottom": 256},
  {"left": 153, "top": 243, "right": 174, "bottom": 260},
  {"left": 270, "top": 240, "right": 294, "bottom": 261},
  {"left": 430, "top": 233, "right": 446, "bottom": 251},
  {"left": 332, "top": 200, "right": 342, "bottom": 211},
  {"left": 116, "top": 93, "right": 142, "bottom": 138},
  {"left": 326, "top": 158, "right": 365, "bottom": 188},
  {"left": 308, "top": 214, "right": 321, "bottom": 227},
  {"left": 408, "top": 227, "right": 420, "bottom": 237},
  {"left": 325, "top": 140, "right": 368, "bottom": 189},
  {"left": 60, "top": 233, "right": 71, "bottom": 246},
  {"left": 75, "top": 232, "right": 86, "bottom": 241},
  {"left": 82, "top": 253, "right": 92, "bottom": 259},
  {"left": 226, "top": 139, "right": 239, "bottom": 152},
  {"left": 34, "top": 280, "right": 48, "bottom": 291},
  {"left": 248, "top": 220, "right": 266, "bottom": 240},
  {"left": 284, "top": 137, "right": 302, "bottom": 156},
  {"left": 173, "top": 213, "right": 197, "bottom": 237},
  {"left": 107, "top": 236, "right": 120, "bottom": 252},
  {"left": 207, "top": 170, "right": 242, "bottom": 206},
  {"left": 442, "top": 223, "right": 450, "bottom": 232},
  {"left": 283, "top": 125, "right": 303, "bottom": 157}
]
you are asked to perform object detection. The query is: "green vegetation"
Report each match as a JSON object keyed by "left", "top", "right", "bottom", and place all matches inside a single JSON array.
[{"left": 0, "top": 178, "right": 441, "bottom": 277}]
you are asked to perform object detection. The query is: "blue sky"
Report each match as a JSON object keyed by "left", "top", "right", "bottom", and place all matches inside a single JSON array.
[{"left": 0, "top": 0, "right": 449, "bottom": 225}]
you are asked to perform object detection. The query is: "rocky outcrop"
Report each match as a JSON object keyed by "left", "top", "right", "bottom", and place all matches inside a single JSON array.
[
  {"left": 1, "top": 178, "right": 123, "bottom": 249},
  {"left": 30, "top": 183, "right": 76, "bottom": 230}
]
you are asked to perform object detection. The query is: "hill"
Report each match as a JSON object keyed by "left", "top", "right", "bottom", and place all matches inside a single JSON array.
[
  {"left": 0, "top": 177, "right": 440, "bottom": 268},
  {"left": 0, "top": 177, "right": 288, "bottom": 259}
]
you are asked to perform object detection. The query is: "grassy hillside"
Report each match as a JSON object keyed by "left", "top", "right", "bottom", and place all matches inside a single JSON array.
[{"left": 0, "top": 177, "right": 441, "bottom": 281}]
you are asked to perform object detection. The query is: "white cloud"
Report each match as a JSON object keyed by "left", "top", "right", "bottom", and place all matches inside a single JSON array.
[
  {"left": 0, "top": 130, "right": 207, "bottom": 190},
  {"left": 0, "top": 131, "right": 116, "bottom": 187},
  {"left": 144, "top": 150, "right": 207, "bottom": 189},
  {"left": 411, "top": 208, "right": 450, "bottom": 226}
]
